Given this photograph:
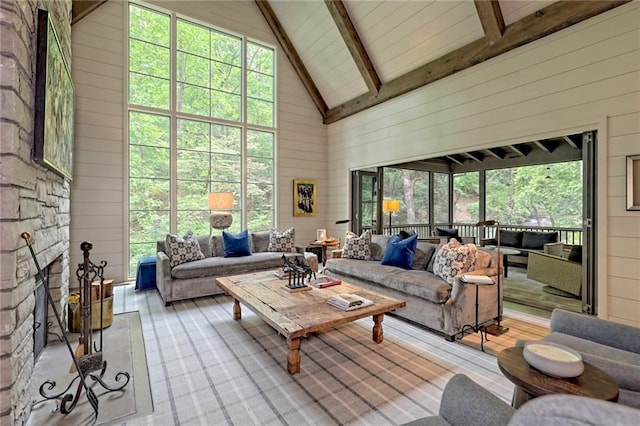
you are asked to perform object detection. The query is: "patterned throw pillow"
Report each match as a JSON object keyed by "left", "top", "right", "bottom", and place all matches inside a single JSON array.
[
  {"left": 432, "top": 239, "right": 478, "bottom": 284},
  {"left": 342, "top": 230, "right": 372, "bottom": 260},
  {"left": 268, "top": 228, "right": 296, "bottom": 252},
  {"left": 165, "top": 231, "right": 205, "bottom": 268}
]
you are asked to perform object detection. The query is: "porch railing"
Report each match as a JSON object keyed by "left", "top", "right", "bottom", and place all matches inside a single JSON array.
[{"left": 362, "top": 223, "right": 582, "bottom": 245}]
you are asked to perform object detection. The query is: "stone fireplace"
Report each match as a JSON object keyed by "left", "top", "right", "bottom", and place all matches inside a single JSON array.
[{"left": 0, "top": 0, "right": 72, "bottom": 425}]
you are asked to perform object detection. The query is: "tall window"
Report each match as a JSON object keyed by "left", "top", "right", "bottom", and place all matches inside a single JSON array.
[
  {"left": 453, "top": 172, "right": 479, "bottom": 224},
  {"left": 128, "top": 3, "right": 276, "bottom": 276},
  {"left": 383, "top": 168, "right": 429, "bottom": 226}
]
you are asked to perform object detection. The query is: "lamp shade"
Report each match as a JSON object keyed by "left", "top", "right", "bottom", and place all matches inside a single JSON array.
[
  {"left": 382, "top": 199, "right": 400, "bottom": 213},
  {"left": 208, "top": 192, "right": 234, "bottom": 210}
]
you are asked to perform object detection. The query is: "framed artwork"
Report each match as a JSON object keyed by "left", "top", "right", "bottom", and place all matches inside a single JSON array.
[
  {"left": 34, "top": 8, "right": 74, "bottom": 180},
  {"left": 627, "top": 155, "right": 640, "bottom": 211},
  {"left": 293, "top": 179, "right": 317, "bottom": 217}
]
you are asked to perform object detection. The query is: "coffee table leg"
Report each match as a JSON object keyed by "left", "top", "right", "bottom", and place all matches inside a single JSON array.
[
  {"left": 372, "top": 314, "right": 384, "bottom": 343},
  {"left": 233, "top": 298, "right": 241, "bottom": 320},
  {"left": 287, "top": 337, "right": 301, "bottom": 374}
]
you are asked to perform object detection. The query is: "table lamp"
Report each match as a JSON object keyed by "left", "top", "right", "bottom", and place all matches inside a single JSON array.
[
  {"left": 382, "top": 200, "right": 400, "bottom": 233},
  {"left": 209, "top": 192, "right": 234, "bottom": 230},
  {"left": 476, "top": 219, "right": 509, "bottom": 336}
]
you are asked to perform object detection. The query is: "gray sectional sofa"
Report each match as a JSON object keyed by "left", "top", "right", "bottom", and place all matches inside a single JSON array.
[
  {"left": 156, "top": 231, "right": 304, "bottom": 306},
  {"left": 324, "top": 235, "right": 501, "bottom": 340}
]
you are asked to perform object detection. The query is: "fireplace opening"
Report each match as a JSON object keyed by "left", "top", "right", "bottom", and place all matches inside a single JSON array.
[{"left": 33, "top": 268, "right": 48, "bottom": 361}]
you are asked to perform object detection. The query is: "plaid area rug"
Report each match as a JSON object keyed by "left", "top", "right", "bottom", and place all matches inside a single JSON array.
[{"left": 116, "top": 287, "right": 525, "bottom": 425}]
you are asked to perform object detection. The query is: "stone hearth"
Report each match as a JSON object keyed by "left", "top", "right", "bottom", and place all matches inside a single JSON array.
[{"left": 0, "top": 0, "right": 72, "bottom": 424}]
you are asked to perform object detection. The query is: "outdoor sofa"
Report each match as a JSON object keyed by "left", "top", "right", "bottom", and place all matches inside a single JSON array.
[
  {"left": 156, "top": 230, "right": 311, "bottom": 306},
  {"left": 325, "top": 234, "right": 501, "bottom": 341},
  {"left": 480, "top": 229, "right": 559, "bottom": 266}
]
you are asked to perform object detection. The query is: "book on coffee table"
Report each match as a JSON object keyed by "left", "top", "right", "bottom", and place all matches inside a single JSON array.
[
  {"left": 327, "top": 294, "right": 373, "bottom": 311},
  {"left": 308, "top": 277, "right": 341, "bottom": 288}
]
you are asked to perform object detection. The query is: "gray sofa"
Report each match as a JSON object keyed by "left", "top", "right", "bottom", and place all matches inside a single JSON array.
[
  {"left": 539, "top": 309, "right": 640, "bottom": 409},
  {"left": 156, "top": 231, "right": 305, "bottom": 306},
  {"left": 403, "top": 374, "right": 639, "bottom": 426},
  {"left": 324, "top": 235, "right": 501, "bottom": 340}
]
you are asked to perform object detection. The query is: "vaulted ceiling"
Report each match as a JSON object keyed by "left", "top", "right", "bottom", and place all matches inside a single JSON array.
[
  {"left": 73, "top": 0, "right": 630, "bottom": 124},
  {"left": 72, "top": 0, "right": 629, "bottom": 168}
]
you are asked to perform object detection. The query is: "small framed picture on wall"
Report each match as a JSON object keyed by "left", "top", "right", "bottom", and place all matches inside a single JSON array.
[{"left": 293, "top": 179, "right": 317, "bottom": 217}]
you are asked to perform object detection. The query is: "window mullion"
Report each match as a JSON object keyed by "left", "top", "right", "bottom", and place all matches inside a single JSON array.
[{"left": 170, "top": 11, "right": 178, "bottom": 233}]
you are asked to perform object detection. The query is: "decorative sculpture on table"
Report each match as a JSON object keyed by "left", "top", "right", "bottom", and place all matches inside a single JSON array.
[{"left": 280, "top": 255, "right": 315, "bottom": 290}]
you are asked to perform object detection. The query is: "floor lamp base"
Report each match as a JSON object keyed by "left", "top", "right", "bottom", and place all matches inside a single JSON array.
[{"left": 484, "top": 323, "right": 510, "bottom": 336}]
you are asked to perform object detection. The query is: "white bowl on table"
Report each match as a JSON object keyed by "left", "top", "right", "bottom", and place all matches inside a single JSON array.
[{"left": 523, "top": 341, "right": 584, "bottom": 378}]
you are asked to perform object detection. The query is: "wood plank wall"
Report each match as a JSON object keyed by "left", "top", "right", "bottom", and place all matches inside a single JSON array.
[
  {"left": 70, "top": 1, "right": 326, "bottom": 282},
  {"left": 327, "top": 2, "right": 640, "bottom": 325}
]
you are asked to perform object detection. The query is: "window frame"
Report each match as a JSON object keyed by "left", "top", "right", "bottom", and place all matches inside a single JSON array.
[{"left": 125, "top": 1, "right": 277, "bottom": 278}]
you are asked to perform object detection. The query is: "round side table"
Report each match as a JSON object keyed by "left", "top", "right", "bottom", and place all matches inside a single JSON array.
[{"left": 497, "top": 346, "right": 619, "bottom": 408}]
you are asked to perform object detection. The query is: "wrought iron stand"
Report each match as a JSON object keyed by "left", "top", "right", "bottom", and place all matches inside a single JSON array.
[{"left": 22, "top": 233, "right": 130, "bottom": 420}]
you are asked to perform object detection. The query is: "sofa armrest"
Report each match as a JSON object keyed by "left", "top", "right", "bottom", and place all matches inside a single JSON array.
[
  {"left": 438, "top": 374, "right": 514, "bottom": 426},
  {"left": 295, "top": 245, "right": 305, "bottom": 254},
  {"left": 156, "top": 251, "right": 171, "bottom": 305},
  {"left": 550, "top": 309, "right": 640, "bottom": 354},
  {"left": 448, "top": 266, "right": 498, "bottom": 304},
  {"left": 543, "top": 241, "right": 566, "bottom": 256}
]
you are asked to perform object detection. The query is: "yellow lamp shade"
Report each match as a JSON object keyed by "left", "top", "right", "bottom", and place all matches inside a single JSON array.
[
  {"left": 383, "top": 199, "right": 400, "bottom": 213},
  {"left": 208, "top": 192, "right": 234, "bottom": 210}
]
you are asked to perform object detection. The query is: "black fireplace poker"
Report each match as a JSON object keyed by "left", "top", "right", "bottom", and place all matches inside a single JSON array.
[{"left": 21, "top": 232, "right": 99, "bottom": 418}]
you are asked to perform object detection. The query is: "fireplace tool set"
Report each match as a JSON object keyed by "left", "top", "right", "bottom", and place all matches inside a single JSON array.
[{"left": 22, "top": 233, "right": 130, "bottom": 419}]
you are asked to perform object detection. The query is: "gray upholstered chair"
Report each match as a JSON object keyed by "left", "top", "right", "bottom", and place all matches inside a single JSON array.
[
  {"left": 540, "top": 309, "right": 640, "bottom": 409},
  {"left": 403, "top": 373, "right": 639, "bottom": 426}
]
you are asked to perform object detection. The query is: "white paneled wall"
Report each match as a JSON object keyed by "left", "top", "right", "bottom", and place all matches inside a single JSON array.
[
  {"left": 71, "top": 1, "right": 125, "bottom": 282},
  {"left": 71, "top": 0, "right": 326, "bottom": 282},
  {"left": 327, "top": 3, "right": 640, "bottom": 325}
]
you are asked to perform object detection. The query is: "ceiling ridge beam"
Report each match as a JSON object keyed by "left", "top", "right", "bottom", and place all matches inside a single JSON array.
[
  {"left": 324, "top": 0, "right": 631, "bottom": 124},
  {"left": 72, "top": 0, "right": 108, "bottom": 25},
  {"left": 325, "top": 0, "right": 381, "bottom": 95},
  {"left": 474, "top": 0, "right": 505, "bottom": 44},
  {"left": 255, "top": 0, "right": 328, "bottom": 118}
]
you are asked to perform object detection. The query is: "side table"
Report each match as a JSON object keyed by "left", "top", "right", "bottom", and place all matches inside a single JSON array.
[
  {"left": 308, "top": 240, "right": 340, "bottom": 268},
  {"left": 460, "top": 275, "right": 494, "bottom": 351},
  {"left": 497, "top": 346, "right": 619, "bottom": 408}
]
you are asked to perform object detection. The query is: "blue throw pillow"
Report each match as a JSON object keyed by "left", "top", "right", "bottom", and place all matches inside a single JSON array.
[
  {"left": 223, "top": 230, "right": 251, "bottom": 257},
  {"left": 381, "top": 234, "right": 418, "bottom": 269}
]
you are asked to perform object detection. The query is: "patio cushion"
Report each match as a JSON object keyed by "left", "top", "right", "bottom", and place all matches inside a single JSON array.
[
  {"left": 522, "top": 231, "right": 558, "bottom": 250},
  {"left": 499, "top": 230, "right": 523, "bottom": 247},
  {"left": 435, "top": 227, "right": 462, "bottom": 243}
]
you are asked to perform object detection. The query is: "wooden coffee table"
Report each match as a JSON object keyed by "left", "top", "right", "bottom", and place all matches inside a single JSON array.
[
  {"left": 497, "top": 346, "right": 619, "bottom": 408},
  {"left": 215, "top": 271, "right": 406, "bottom": 374}
]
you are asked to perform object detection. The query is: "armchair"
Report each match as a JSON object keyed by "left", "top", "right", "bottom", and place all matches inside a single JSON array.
[
  {"left": 526, "top": 251, "right": 581, "bottom": 297},
  {"left": 541, "top": 309, "right": 640, "bottom": 408},
  {"left": 403, "top": 373, "right": 639, "bottom": 426}
]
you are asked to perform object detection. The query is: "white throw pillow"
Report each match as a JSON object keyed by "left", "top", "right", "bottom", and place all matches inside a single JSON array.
[
  {"left": 432, "top": 240, "right": 478, "bottom": 284},
  {"left": 342, "top": 230, "right": 371, "bottom": 260},
  {"left": 268, "top": 228, "right": 296, "bottom": 252},
  {"left": 165, "top": 231, "right": 205, "bottom": 268}
]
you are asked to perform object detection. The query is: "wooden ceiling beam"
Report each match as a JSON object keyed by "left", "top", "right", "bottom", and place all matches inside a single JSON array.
[
  {"left": 563, "top": 135, "right": 579, "bottom": 148},
  {"left": 324, "top": 0, "right": 631, "bottom": 124},
  {"left": 446, "top": 155, "right": 465, "bottom": 166},
  {"left": 464, "top": 151, "right": 484, "bottom": 163},
  {"left": 485, "top": 148, "right": 505, "bottom": 160},
  {"left": 325, "top": 0, "right": 381, "bottom": 95},
  {"left": 474, "top": 0, "right": 505, "bottom": 44},
  {"left": 72, "top": 0, "right": 108, "bottom": 25},
  {"left": 255, "top": 0, "right": 328, "bottom": 118}
]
